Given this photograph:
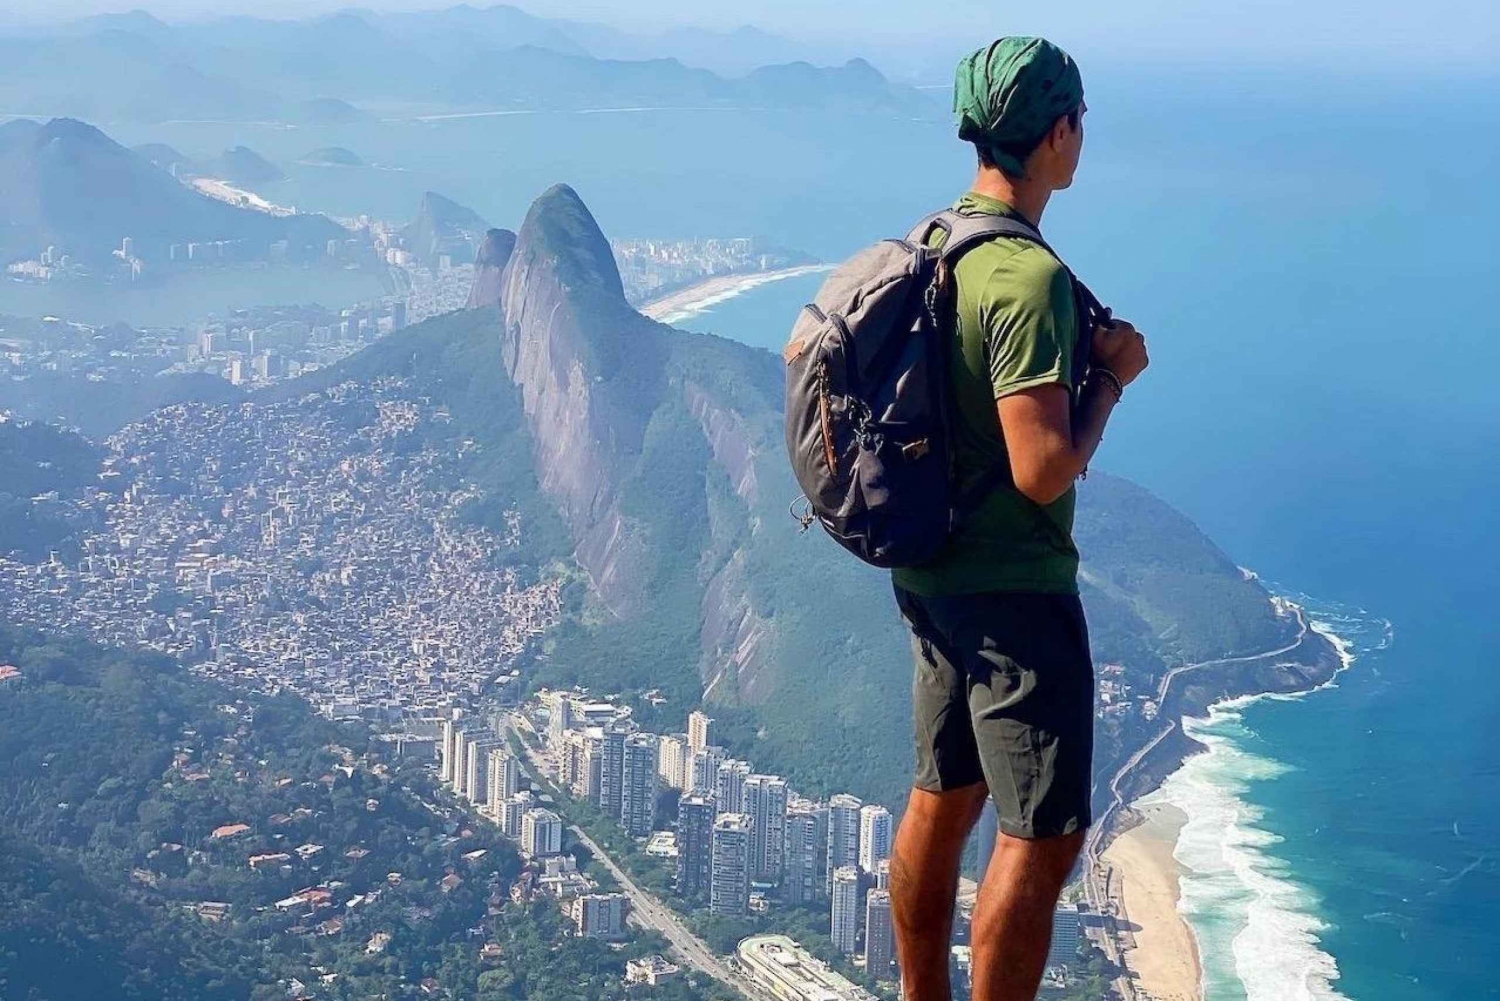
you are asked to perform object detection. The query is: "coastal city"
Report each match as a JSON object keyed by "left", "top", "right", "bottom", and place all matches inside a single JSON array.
[
  {"left": 0, "top": 108, "right": 1306, "bottom": 1001},
  {"left": 2, "top": 217, "right": 815, "bottom": 395},
  {"left": 424, "top": 693, "right": 1092, "bottom": 1001},
  {"left": 0, "top": 370, "right": 1108, "bottom": 999},
  {"left": 1, "top": 2, "right": 1471, "bottom": 1000}
]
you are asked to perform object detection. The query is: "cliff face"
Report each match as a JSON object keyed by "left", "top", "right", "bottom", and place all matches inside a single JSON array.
[
  {"left": 480, "top": 183, "right": 1320, "bottom": 808},
  {"left": 494, "top": 185, "right": 670, "bottom": 616},
  {"left": 465, "top": 227, "right": 516, "bottom": 310}
]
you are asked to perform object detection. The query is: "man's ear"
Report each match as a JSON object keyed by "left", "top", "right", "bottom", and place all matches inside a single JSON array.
[{"left": 1050, "top": 113, "right": 1073, "bottom": 150}]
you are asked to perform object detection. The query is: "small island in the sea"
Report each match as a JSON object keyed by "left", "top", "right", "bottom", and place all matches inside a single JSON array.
[{"left": 298, "top": 146, "right": 364, "bottom": 167}]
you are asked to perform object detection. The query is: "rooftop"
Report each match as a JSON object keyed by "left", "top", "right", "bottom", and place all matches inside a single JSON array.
[{"left": 737, "top": 935, "right": 875, "bottom": 1001}]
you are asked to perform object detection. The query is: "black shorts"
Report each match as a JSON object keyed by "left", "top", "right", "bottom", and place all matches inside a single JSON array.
[{"left": 895, "top": 583, "right": 1095, "bottom": 840}]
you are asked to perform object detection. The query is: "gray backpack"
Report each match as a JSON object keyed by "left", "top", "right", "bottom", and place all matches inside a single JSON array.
[{"left": 783, "top": 209, "right": 1105, "bottom": 568}]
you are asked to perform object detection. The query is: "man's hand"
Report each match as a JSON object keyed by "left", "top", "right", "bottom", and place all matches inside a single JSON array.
[{"left": 1091, "top": 319, "right": 1149, "bottom": 387}]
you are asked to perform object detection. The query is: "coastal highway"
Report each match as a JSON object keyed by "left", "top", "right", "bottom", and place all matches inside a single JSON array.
[
  {"left": 1081, "top": 601, "right": 1316, "bottom": 1000},
  {"left": 1084, "top": 600, "right": 1312, "bottom": 868}
]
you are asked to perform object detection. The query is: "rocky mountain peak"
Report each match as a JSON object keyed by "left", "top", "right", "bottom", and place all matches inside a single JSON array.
[{"left": 511, "top": 183, "right": 624, "bottom": 303}]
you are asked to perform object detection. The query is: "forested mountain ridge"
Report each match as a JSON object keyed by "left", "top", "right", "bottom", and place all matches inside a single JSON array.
[{"left": 0, "top": 626, "right": 713, "bottom": 1001}]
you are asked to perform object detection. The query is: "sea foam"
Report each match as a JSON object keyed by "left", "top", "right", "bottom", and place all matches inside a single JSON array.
[{"left": 1139, "top": 592, "right": 1390, "bottom": 1001}]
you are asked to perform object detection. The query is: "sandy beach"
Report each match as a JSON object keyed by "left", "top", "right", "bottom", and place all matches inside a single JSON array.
[
  {"left": 639, "top": 264, "right": 832, "bottom": 325},
  {"left": 1101, "top": 800, "right": 1203, "bottom": 1001}
]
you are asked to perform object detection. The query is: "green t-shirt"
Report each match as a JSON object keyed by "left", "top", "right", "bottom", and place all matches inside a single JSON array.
[{"left": 891, "top": 191, "right": 1081, "bottom": 596}]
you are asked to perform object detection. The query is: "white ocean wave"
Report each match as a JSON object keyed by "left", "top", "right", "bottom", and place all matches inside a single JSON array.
[{"left": 1139, "top": 588, "right": 1390, "bottom": 1001}]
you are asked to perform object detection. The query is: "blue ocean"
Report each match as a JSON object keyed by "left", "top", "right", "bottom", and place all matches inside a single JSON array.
[{"left": 94, "top": 64, "right": 1500, "bottom": 998}]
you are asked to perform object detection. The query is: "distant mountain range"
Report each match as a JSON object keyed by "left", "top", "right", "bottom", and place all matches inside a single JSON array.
[
  {"left": 0, "top": 118, "right": 342, "bottom": 264},
  {"left": 0, "top": 6, "right": 941, "bottom": 123}
]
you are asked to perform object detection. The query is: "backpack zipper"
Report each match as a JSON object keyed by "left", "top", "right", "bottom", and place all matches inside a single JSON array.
[{"left": 817, "top": 359, "right": 839, "bottom": 478}]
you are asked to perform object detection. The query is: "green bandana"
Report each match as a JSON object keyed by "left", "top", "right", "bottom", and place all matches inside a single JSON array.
[{"left": 954, "top": 37, "right": 1084, "bottom": 178}]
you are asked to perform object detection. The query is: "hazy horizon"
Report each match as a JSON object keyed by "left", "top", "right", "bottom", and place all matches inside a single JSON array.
[{"left": 5, "top": 0, "right": 1497, "bottom": 81}]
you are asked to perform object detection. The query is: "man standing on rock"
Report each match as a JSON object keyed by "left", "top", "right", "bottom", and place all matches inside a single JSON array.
[{"left": 887, "top": 38, "right": 1149, "bottom": 1001}]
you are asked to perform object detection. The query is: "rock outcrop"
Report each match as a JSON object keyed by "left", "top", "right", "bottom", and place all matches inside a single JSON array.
[
  {"left": 465, "top": 227, "right": 516, "bottom": 309},
  {"left": 492, "top": 184, "right": 670, "bottom": 616}
]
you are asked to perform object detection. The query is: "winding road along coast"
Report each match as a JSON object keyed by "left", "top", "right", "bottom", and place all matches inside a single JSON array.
[
  {"left": 1085, "top": 599, "right": 1312, "bottom": 868},
  {"left": 1083, "top": 599, "right": 1324, "bottom": 1001}
]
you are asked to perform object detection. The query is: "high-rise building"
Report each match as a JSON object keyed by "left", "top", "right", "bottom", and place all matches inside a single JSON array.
[
  {"left": 451, "top": 729, "right": 470, "bottom": 797},
  {"left": 497, "top": 795, "right": 527, "bottom": 837},
  {"left": 743, "top": 774, "right": 788, "bottom": 883},
  {"left": 831, "top": 865, "right": 861, "bottom": 954},
  {"left": 568, "top": 730, "right": 603, "bottom": 801},
  {"left": 687, "top": 710, "right": 714, "bottom": 752},
  {"left": 439, "top": 719, "right": 458, "bottom": 783},
  {"left": 572, "top": 893, "right": 629, "bottom": 939},
  {"left": 688, "top": 745, "right": 726, "bottom": 795},
  {"left": 1046, "top": 906, "right": 1082, "bottom": 970},
  {"left": 547, "top": 691, "right": 573, "bottom": 743},
  {"left": 487, "top": 748, "right": 520, "bottom": 812},
  {"left": 621, "top": 733, "right": 659, "bottom": 836},
  {"left": 521, "top": 808, "right": 563, "bottom": 856},
  {"left": 873, "top": 858, "right": 890, "bottom": 891},
  {"left": 500, "top": 750, "right": 522, "bottom": 799},
  {"left": 782, "top": 807, "right": 822, "bottom": 905},
  {"left": 710, "top": 813, "right": 752, "bottom": 916},
  {"left": 598, "top": 726, "right": 627, "bottom": 818},
  {"left": 826, "top": 794, "right": 862, "bottom": 895},
  {"left": 859, "top": 804, "right": 893, "bottom": 874},
  {"left": 676, "top": 795, "right": 715, "bottom": 901},
  {"left": 466, "top": 738, "right": 506, "bottom": 806},
  {"left": 865, "top": 888, "right": 895, "bottom": 976},
  {"left": 715, "top": 759, "right": 751, "bottom": 815},
  {"left": 464, "top": 739, "right": 486, "bottom": 804},
  {"left": 657, "top": 734, "right": 688, "bottom": 790}
]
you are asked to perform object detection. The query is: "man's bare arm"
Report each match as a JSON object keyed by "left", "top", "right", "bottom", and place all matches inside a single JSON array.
[{"left": 997, "top": 320, "right": 1149, "bottom": 506}]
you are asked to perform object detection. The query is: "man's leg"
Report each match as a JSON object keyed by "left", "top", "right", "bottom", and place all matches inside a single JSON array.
[
  {"left": 890, "top": 783, "right": 990, "bottom": 1001},
  {"left": 969, "top": 828, "right": 1085, "bottom": 1001}
]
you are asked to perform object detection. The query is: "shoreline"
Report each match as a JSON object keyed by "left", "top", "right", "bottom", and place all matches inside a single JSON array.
[
  {"left": 1095, "top": 595, "right": 1367, "bottom": 1001},
  {"left": 639, "top": 265, "right": 832, "bottom": 326},
  {"left": 1101, "top": 800, "right": 1203, "bottom": 1001}
]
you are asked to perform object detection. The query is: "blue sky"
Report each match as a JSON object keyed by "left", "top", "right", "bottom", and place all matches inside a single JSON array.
[{"left": 10, "top": 0, "right": 1498, "bottom": 77}]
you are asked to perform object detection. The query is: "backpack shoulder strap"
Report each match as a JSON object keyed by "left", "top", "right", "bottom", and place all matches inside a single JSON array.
[{"left": 906, "top": 209, "right": 1056, "bottom": 262}]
